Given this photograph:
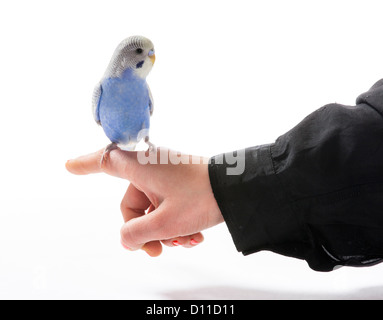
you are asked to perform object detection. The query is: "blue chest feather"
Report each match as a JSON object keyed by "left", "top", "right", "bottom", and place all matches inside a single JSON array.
[{"left": 99, "top": 69, "right": 150, "bottom": 144}]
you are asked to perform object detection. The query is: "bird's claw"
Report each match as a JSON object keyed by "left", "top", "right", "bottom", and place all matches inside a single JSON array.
[
  {"left": 148, "top": 143, "right": 156, "bottom": 154},
  {"left": 144, "top": 136, "right": 156, "bottom": 154},
  {"left": 146, "top": 141, "right": 156, "bottom": 153},
  {"left": 100, "top": 143, "right": 118, "bottom": 167}
]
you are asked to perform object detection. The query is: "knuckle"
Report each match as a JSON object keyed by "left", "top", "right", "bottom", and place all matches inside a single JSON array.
[
  {"left": 120, "top": 224, "right": 139, "bottom": 249},
  {"left": 120, "top": 206, "right": 171, "bottom": 248}
]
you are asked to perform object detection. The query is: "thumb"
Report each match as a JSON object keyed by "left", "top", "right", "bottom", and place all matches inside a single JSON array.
[{"left": 120, "top": 201, "right": 176, "bottom": 249}]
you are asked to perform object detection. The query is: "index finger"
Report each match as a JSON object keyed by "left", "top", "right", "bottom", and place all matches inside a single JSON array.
[
  {"left": 65, "top": 149, "right": 104, "bottom": 175},
  {"left": 65, "top": 148, "right": 148, "bottom": 182}
]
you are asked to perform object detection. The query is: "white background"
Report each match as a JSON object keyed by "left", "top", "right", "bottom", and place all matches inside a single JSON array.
[{"left": 0, "top": 0, "right": 383, "bottom": 299}]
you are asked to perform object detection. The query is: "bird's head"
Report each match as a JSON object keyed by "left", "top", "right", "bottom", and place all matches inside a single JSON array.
[{"left": 106, "top": 35, "right": 155, "bottom": 79}]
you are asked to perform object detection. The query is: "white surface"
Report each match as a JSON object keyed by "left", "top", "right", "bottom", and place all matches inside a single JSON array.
[{"left": 1, "top": 0, "right": 383, "bottom": 299}]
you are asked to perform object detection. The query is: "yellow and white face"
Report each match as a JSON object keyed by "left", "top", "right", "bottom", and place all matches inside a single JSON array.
[
  {"left": 133, "top": 45, "right": 155, "bottom": 79},
  {"left": 105, "top": 36, "right": 155, "bottom": 79},
  {"left": 124, "top": 36, "right": 155, "bottom": 78}
]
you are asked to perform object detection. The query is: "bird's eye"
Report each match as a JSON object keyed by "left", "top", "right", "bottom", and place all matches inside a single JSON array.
[{"left": 136, "top": 48, "right": 143, "bottom": 54}]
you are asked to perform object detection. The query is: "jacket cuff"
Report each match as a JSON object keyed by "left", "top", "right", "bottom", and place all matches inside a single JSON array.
[{"left": 208, "top": 145, "right": 328, "bottom": 269}]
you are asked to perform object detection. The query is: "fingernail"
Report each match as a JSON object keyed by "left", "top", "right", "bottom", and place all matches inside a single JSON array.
[
  {"left": 120, "top": 239, "right": 132, "bottom": 251},
  {"left": 172, "top": 240, "right": 180, "bottom": 246},
  {"left": 190, "top": 239, "right": 199, "bottom": 246}
]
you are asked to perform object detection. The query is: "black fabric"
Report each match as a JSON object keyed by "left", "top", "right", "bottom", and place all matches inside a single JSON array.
[{"left": 209, "top": 79, "right": 383, "bottom": 271}]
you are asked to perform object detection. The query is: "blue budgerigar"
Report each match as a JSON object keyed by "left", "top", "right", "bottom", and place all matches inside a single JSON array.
[{"left": 92, "top": 36, "right": 156, "bottom": 159}]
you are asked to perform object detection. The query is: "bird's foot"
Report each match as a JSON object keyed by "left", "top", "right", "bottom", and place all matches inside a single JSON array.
[
  {"left": 144, "top": 137, "right": 156, "bottom": 153},
  {"left": 100, "top": 143, "right": 119, "bottom": 167}
]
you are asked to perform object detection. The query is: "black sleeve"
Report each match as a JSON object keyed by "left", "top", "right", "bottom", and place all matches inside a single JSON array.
[{"left": 209, "top": 79, "right": 383, "bottom": 272}]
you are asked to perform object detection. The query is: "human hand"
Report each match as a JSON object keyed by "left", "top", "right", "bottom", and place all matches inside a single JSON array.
[{"left": 65, "top": 148, "right": 224, "bottom": 257}]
